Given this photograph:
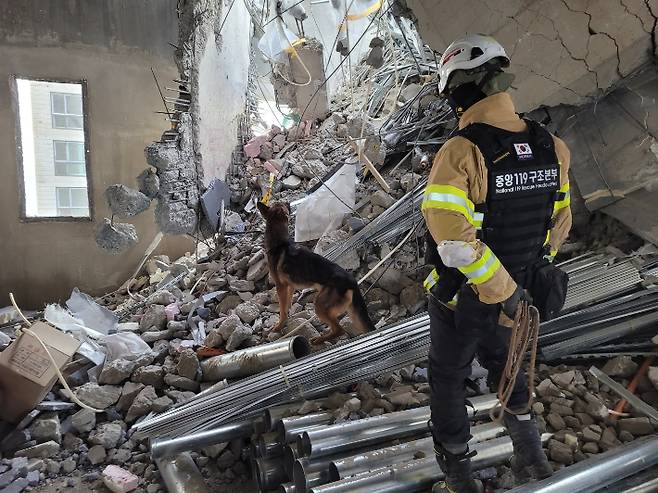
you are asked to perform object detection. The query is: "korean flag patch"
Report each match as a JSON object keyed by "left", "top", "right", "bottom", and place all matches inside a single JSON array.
[{"left": 514, "top": 143, "right": 533, "bottom": 161}]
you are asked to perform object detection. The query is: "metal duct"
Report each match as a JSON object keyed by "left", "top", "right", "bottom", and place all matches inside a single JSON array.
[
  {"left": 506, "top": 436, "right": 658, "bottom": 493},
  {"left": 201, "top": 336, "right": 312, "bottom": 381}
]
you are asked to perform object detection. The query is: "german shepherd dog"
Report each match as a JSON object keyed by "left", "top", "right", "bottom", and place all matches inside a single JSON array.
[{"left": 258, "top": 201, "right": 376, "bottom": 344}]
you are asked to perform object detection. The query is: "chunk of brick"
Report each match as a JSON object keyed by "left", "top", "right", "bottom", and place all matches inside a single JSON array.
[{"left": 102, "top": 465, "right": 139, "bottom": 493}]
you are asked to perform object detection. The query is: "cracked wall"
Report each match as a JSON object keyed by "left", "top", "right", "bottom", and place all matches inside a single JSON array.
[
  {"left": 536, "top": 66, "right": 658, "bottom": 244},
  {"left": 407, "top": 0, "right": 658, "bottom": 112}
]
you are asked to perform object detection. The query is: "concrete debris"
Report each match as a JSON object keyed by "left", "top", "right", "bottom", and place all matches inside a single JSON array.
[
  {"left": 96, "top": 219, "right": 139, "bottom": 254},
  {"left": 137, "top": 168, "right": 161, "bottom": 199},
  {"left": 105, "top": 184, "right": 151, "bottom": 218},
  {"left": 602, "top": 356, "right": 639, "bottom": 378},
  {"left": 5, "top": 19, "right": 658, "bottom": 493},
  {"left": 74, "top": 384, "right": 122, "bottom": 410}
]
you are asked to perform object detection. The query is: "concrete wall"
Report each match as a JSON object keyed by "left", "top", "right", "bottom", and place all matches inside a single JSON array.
[
  {"left": 0, "top": 0, "right": 193, "bottom": 308},
  {"left": 540, "top": 66, "right": 658, "bottom": 245},
  {"left": 407, "top": 0, "right": 658, "bottom": 112},
  {"left": 196, "top": 0, "right": 253, "bottom": 184}
]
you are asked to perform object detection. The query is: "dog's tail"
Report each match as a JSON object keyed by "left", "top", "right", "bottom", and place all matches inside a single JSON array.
[{"left": 347, "top": 285, "right": 376, "bottom": 335}]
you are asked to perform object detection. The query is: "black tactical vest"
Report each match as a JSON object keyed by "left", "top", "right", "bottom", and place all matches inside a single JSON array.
[{"left": 458, "top": 119, "right": 560, "bottom": 287}]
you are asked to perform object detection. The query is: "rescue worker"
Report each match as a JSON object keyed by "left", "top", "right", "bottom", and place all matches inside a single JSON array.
[{"left": 421, "top": 35, "right": 572, "bottom": 493}]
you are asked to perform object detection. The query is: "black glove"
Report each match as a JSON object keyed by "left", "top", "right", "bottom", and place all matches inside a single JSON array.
[{"left": 501, "top": 285, "right": 528, "bottom": 319}]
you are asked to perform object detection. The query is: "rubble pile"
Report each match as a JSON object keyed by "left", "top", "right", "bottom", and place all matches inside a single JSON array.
[
  {"left": 2, "top": 22, "right": 658, "bottom": 493},
  {"left": 495, "top": 360, "right": 658, "bottom": 489}
]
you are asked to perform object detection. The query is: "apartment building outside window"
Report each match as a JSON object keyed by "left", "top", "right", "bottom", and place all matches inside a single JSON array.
[
  {"left": 51, "top": 92, "right": 84, "bottom": 129},
  {"left": 53, "top": 141, "right": 86, "bottom": 176},
  {"left": 13, "top": 77, "right": 91, "bottom": 219},
  {"left": 56, "top": 187, "right": 89, "bottom": 217}
]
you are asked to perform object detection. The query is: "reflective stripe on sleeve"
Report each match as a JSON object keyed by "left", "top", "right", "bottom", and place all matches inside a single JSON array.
[
  {"left": 423, "top": 268, "right": 440, "bottom": 292},
  {"left": 421, "top": 184, "right": 484, "bottom": 228},
  {"left": 553, "top": 182, "right": 571, "bottom": 214},
  {"left": 457, "top": 245, "right": 501, "bottom": 285}
]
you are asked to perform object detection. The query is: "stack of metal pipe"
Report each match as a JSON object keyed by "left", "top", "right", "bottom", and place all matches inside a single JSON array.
[
  {"left": 133, "top": 314, "right": 432, "bottom": 439},
  {"left": 247, "top": 393, "right": 517, "bottom": 493},
  {"left": 134, "top": 252, "right": 658, "bottom": 440}
]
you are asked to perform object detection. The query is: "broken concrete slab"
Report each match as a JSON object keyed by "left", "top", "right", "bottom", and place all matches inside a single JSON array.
[
  {"left": 96, "top": 219, "right": 139, "bottom": 254},
  {"left": 105, "top": 184, "right": 151, "bottom": 218}
]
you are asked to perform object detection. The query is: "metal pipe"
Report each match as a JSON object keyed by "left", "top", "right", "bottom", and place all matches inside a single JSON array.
[
  {"left": 507, "top": 436, "right": 658, "bottom": 493},
  {"left": 298, "top": 394, "right": 498, "bottom": 459},
  {"left": 329, "top": 422, "right": 506, "bottom": 481},
  {"left": 284, "top": 444, "right": 299, "bottom": 478},
  {"left": 255, "top": 456, "right": 288, "bottom": 492},
  {"left": 588, "top": 366, "right": 658, "bottom": 423},
  {"left": 278, "top": 412, "right": 335, "bottom": 443},
  {"left": 201, "top": 336, "right": 312, "bottom": 381},
  {"left": 541, "top": 311, "right": 658, "bottom": 360},
  {"left": 156, "top": 453, "right": 210, "bottom": 493},
  {"left": 257, "top": 431, "right": 284, "bottom": 458},
  {"left": 621, "top": 478, "right": 658, "bottom": 492},
  {"left": 311, "top": 434, "right": 543, "bottom": 493},
  {"left": 280, "top": 483, "right": 297, "bottom": 493},
  {"left": 134, "top": 315, "right": 436, "bottom": 438},
  {"left": 150, "top": 420, "right": 253, "bottom": 459},
  {"left": 264, "top": 403, "right": 310, "bottom": 432},
  {"left": 293, "top": 457, "right": 336, "bottom": 493}
]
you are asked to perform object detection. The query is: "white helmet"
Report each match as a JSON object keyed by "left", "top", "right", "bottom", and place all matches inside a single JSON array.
[{"left": 438, "top": 34, "right": 509, "bottom": 94}]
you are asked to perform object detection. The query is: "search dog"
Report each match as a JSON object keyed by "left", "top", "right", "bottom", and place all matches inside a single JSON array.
[{"left": 258, "top": 201, "right": 375, "bottom": 344}]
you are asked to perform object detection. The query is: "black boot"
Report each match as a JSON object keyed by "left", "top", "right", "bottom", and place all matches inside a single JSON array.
[
  {"left": 432, "top": 445, "right": 483, "bottom": 493},
  {"left": 503, "top": 411, "right": 553, "bottom": 480}
]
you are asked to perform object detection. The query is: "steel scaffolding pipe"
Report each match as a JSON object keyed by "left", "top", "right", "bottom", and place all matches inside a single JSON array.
[
  {"left": 201, "top": 336, "right": 312, "bottom": 381},
  {"left": 255, "top": 456, "right": 288, "bottom": 492},
  {"left": 264, "top": 403, "right": 310, "bottom": 432},
  {"left": 329, "top": 422, "right": 506, "bottom": 481},
  {"left": 310, "top": 434, "right": 540, "bottom": 493},
  {"left": 298, "top": 407, "right": 429, "bottom": 459},
  {"left": 280, "top": 483, "right": 297, "bottom": 493},
  {"left": 155, "top": 453, "right": 210, "bottom": 493},
  {"left": 277, "top": 412, "right": 335, "bottom": 443},
  {"left": 293, "top": 457, "right": 338, "bottom": 493},
  {"left": 134, "top": 314, "right": 432, "bottom": 438},
  {"left": 541, "top": 311, "right": 658, "bottom": 360},
  {"left": 507, "top": 436, "right": 658, "bottom": 493},
  {"left": 283, "top": 445, "right": 299, "bottom": 478},
  {"left": 150, "top": 419, "right": 253, "bottom": 459},
  {"left": 256, "top": 431, "right": 285, "bottom": 458},
  {"left": 298, "top": 394, "right": 498, "bottom": 459}
]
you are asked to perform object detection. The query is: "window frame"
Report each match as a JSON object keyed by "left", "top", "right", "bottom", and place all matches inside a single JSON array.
[
  {"left": 10, "top": 75, "right": 93, "bottom": 222},
  {"left": 53, "top": 140, "right": 86, "bottom": 177},
  {"left": 50, "top": 92, "right": 84, "bottom": 130},
  {"left": 55, "top": 187, "right": 90, "bottom": 217}
]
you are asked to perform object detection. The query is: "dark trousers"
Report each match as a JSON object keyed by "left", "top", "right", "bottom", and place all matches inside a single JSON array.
[{"left": 428, "top": 286, "right": 529, "bottom": 445}]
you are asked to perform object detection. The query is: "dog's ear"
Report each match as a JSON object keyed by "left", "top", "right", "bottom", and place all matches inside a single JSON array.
[
  {"left": 257, "top": 201, "right": 270, "bottom": 216},
  {"left": 282, "top": 202, "right": 291, "bottom": 214}
]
